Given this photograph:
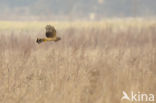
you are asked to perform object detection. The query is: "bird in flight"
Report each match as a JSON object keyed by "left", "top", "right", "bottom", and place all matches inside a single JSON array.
[{"left": 36, "top": 25, "right": 61, "bottom": 44}]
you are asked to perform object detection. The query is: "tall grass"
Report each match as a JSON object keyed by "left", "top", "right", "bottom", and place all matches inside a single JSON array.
[{"left": 0, "top": 19, "right": 156, "bottom": 103}]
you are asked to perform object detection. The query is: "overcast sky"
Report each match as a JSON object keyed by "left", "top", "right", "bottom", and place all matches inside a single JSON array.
[{"left": 0, "top": 0, "right": 155, "bottom": 20}]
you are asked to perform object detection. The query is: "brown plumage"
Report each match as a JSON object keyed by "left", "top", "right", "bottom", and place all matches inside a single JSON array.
[{"left": 36, "top": 25, "right": 61, "bottom": 44}]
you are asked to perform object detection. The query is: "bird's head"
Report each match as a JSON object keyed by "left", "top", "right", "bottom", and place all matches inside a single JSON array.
[{"left": 36, "top": 38, "right": 43, "bottom": 44}]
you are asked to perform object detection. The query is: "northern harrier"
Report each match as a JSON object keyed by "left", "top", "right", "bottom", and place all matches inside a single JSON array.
[{"left": 36, "top": 25, "right": 61, "bottom": 44}]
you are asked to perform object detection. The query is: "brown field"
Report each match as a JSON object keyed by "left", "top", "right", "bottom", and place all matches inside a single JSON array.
[{"left": 0, "top": 19, "right": 156, "bottom": 103}]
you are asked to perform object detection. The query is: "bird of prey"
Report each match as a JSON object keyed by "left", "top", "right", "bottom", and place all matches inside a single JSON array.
[{"left": 36, "top": 25, "right": 61, "bottom": 44}]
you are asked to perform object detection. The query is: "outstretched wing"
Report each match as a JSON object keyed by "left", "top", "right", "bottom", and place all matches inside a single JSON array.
[{"left": 45, "top": 25, "right": 56, "bottom": 38}]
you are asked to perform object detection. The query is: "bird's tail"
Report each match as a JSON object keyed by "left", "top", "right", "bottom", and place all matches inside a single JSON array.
[{"left": 54, "top": 37, "right": 61, "bottom": 42}]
